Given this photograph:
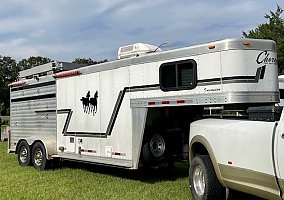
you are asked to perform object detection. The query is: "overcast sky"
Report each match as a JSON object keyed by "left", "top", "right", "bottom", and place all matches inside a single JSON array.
[{"left": 0, "top": 0, "right": 282, "bottom": 62}]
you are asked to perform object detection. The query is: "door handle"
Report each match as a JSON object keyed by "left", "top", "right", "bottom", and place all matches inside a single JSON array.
[{"left": 282, "top": 133, "right": 284, "bottom": 139}]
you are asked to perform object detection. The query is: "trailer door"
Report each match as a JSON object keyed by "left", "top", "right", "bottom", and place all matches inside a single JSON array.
[{"left": 57, "top": 77, "right": 77, "bottom": 153}]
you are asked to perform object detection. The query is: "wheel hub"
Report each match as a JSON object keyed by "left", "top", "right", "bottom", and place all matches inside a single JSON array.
[
  {"left": 193, "top": 166, "right": 205, "bottom": 196},
  {"left": 19, "top": 146, "right": 28, "bottom": 163},
  {"left": 149, "top": 134, "right": 165, "bottom": 158},
  {"left": 34, "top": 148, "right": 43, "bottom": 166}
]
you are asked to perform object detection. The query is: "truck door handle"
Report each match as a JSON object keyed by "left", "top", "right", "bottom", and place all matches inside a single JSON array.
[{"left": 282, "top": 133, "right": 284, "bottom": 139}]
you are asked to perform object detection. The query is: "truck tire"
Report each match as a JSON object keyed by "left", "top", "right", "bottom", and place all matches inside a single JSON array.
[
  {"left": 31, "top": 142, "right": 48, "bottom": 170},
  {"left": 142, "top": 133, "right": 167, "bottom": 166},
  {"left": 189, "top": 155, "right": 225, "bottom": 200},
  {"left": 17, "top": 140, "right": 31, "bottom": 166}
]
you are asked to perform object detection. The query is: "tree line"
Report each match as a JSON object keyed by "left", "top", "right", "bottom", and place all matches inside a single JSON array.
[
  {"left": 243, "top": 5, "right": 284, "bottom": 73},
  {"left": 0, "top": 5, "right": 283, "bottom": 116},
  {"left": 0, "top": 56, "right": 107, "bottom": 116}
]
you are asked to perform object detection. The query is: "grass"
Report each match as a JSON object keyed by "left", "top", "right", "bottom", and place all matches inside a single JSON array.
[{"left": 0, "top": 142, "right": 192, "bottom": 200}]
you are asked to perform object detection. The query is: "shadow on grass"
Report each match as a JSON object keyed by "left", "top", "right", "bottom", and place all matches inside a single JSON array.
[{"left": 52, "top": 159, "right": 189, "bottom": 184}]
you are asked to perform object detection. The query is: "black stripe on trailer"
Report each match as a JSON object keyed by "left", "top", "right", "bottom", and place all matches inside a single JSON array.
[
  {"left": 197, "top": 66, "right": 265, "bottom": 86},
  {"left": 36, "top": 69, "right": 266, "bottom": 138},
  {"left": 11, "top": 93, "right": 56, "bottom": 102}
]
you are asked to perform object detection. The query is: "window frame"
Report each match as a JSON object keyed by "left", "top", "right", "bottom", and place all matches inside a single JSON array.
[{"left": 159, "top": 59, "right": 197, "bottom": 91}]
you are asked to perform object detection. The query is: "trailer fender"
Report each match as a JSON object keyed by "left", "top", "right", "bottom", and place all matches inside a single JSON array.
[
  {"left": 189, "top": 135, "right": 226, "bottom": 187},
  {"left": 15, "top": 139, "right": 29, "bottom": 154}
]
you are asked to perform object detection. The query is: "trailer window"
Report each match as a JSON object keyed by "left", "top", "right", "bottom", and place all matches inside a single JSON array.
[{"left": 160, "top": 59, "right": 197, "bottom": 91}]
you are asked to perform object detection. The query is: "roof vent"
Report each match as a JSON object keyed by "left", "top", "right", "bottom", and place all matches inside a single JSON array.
[{"left": 118, "top": 43, "right": 162, "bottom": 59}]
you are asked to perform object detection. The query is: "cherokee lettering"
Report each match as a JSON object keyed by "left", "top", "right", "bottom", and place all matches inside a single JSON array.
[{"left": 256, "top": 51, "right": 277, "bottom": 64}]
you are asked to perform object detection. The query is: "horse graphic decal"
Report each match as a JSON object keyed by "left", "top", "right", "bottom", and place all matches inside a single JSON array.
[{"left": 80, "top": 91, "right": 98, "bottom": 116}]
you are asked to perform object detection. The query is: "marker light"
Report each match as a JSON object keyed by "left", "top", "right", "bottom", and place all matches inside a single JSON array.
[
  {"left": 53, "top": 70, "right": 81, "bottom": 78},
  {"left": 243, "top": 41, "right": 251, "bottom": 45},
  {"left": 8, "top": 81, "right": 27, "bottom": 87}
]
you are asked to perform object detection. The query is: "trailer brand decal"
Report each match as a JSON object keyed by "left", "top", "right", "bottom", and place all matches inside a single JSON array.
[
  {"left": 204, "top": 88, "right": 221, "bottom": 92},
  {"left": 80, "top": 91, "right": 98, "bottom": 116},
  {"left": 256, "top": 51, "right": 277, "bottom": 65}
]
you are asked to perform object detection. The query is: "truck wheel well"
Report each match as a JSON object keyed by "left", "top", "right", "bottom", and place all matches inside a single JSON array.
[{"left": 191, "top": 142, "right": 209, "bottom": 157}]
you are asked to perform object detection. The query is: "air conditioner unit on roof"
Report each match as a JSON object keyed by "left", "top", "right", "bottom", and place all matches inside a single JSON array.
[{"left": 118, "top": 43, "right": 162, "bottom": 59}]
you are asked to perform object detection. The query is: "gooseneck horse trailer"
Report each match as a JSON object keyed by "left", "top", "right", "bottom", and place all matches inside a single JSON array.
[{"left": 9, "top": 38, "right": 278, "bottom": 170}]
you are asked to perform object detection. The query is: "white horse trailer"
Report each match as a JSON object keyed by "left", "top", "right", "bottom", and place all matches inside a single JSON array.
[{"left": 9, "top": 38, "right": 279, "bottom": 170}]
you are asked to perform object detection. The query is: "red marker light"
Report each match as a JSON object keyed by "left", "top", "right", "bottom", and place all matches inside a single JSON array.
[
  {"left": 53, "top": 70, "right": 81, "bottom": 78},
  {"left": 177, "top": 100, "right": 185, "bottom": 104},
  {"left": 8, "top": 81, "right": 27, "bottom": 87}
]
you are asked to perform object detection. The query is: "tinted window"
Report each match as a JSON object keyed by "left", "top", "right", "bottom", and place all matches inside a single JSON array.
[
  {"left": 160, "top": 59, "right": 197, "bottom": 91},
  {"left": 280, "top": 89, "right": 284, "bottom": 99},
  {"left": 161, "top": 64, "right": 176, "bottom": 88}
]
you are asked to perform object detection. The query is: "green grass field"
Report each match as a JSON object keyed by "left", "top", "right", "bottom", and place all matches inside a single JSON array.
[{"left": 0, "top": 142, "right": 192, "bottom": 200}]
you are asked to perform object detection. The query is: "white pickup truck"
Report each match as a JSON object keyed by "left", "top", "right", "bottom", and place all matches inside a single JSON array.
[{"left": 189, "top": 106, "right": 284, "bottom": 200}]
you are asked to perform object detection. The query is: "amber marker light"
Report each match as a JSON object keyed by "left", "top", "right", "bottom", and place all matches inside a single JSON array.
[
  {"left": 243, "top": 41, "right": 251, "bottom": 45},
  {"left": 208, "top": 45, "right": 216, "bottom": 49}
]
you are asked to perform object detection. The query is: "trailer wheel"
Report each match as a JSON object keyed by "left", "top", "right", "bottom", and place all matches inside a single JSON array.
[
  {"left": 189, "top": 155, "right": 225, "bottom": 200},
  {"left": 142, "top": 133, "right": 167, "bottom": 166},
  {"left": 31, "top": 142, "right": 48, "bottom": 170},
  {"left": 17, "top": 140, "right": 31, "bottom": 166}
]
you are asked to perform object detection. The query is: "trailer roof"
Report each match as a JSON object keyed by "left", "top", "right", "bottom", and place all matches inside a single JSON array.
[
  {"left": 17, "top": 38, "right": 276, "bottom": 79},
  {"left": 19, "top": 61, "right": 86, "bottom": 80},
  {"left": 79, "top": 38, "right": 276, "bottom": 75}
]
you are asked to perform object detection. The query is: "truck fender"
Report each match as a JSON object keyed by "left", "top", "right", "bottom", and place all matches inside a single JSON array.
[{"left": 189, "top": 135, "right": 226, "bottom": 187}]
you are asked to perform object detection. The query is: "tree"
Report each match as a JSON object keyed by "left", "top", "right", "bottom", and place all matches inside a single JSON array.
[
  {"left": 243, "top": 5, "right": 284, "bottom": 73},
  {"left": 17, "top": 56, "right": 51, "bottom": 71},
  {"left": 0, "top": 56, "right": 51, "bottom": 115},
  {"left": 72, "top": 58, "right": 108, "bottom": 66},
  {"left": 0, "top": 56, "right": 18, "bottom": 115}
]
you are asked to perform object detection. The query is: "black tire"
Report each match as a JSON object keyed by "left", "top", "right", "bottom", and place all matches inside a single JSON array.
[
  {"left": 17, "top": 140, "right": 31, "bottom": 166},
  {"left": 142, "top": 133, "right": 167, "bottom": 166},
  {"left": 189, "top": 155, "right": 226, "bottom": 200},
  {"left": 31, "top": 142, "right": 48, "bottom": 170}
]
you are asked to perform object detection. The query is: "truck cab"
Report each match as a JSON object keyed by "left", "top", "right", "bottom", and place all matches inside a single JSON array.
[{"left": 189, "top": 107, "right": 284, "bottom": 200}]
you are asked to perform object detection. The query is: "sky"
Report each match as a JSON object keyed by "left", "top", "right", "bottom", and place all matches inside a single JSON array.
[{"left": 0, "top": 0, "right": 283, "bottom": 62}]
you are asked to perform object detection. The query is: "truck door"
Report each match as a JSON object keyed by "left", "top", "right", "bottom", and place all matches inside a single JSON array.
[{"left": 276, "top": 121, "right": 284, "bottom": 197}]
